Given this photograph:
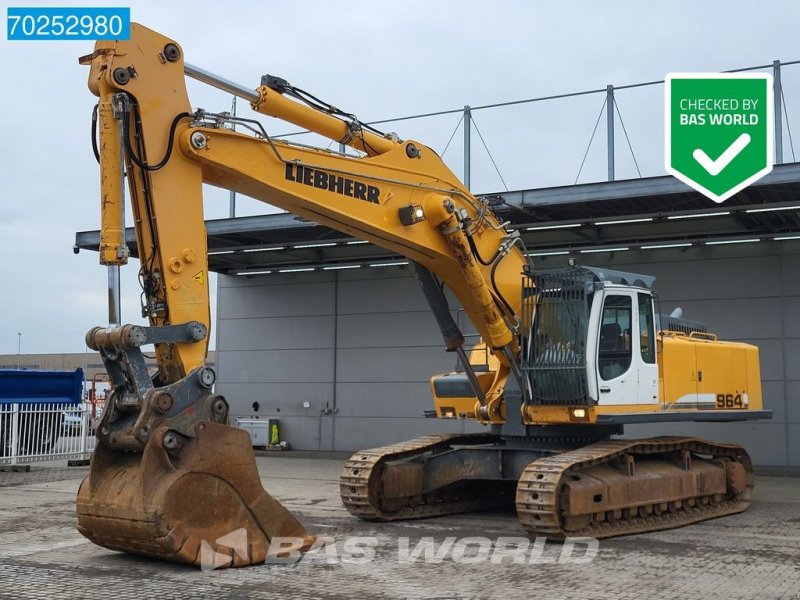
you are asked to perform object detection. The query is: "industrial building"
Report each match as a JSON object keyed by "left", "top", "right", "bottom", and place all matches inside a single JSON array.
[{"left": 75, "top": 163, "right": 800, "bottom": 467}]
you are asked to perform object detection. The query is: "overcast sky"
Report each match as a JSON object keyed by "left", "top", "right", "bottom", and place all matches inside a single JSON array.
[{"left": 1, "top": 0, "right": 799, "bottom": 354}]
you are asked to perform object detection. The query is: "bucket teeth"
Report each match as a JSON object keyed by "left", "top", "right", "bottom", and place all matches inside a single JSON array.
[{"left": 77, "top": 421, "right": 314, "bottom": 568}]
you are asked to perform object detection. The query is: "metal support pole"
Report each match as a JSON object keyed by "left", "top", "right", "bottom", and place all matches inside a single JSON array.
[
  {"left": 463, "top": 105, "right": 471, "bottom": 190},
  {"left": 16, "top": 332, "right": 21, "bottom": 369},
  {"left": 229, "top": 96, "right": 237, "bottom": 218},
  {"left": 774, "top": 60, "right": 783, "bottom": 165},
  {"left": 607, "top": 85, "right": 615, "bottom": 181},
  {"left": 79, "top": 403, "right": 88, "bottom": 457},
  {"left": 10, "top": 403, "right": 19, "bottom": 465}
]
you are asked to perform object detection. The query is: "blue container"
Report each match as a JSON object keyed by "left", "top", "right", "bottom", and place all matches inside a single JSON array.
[{"left": 0, "top": 369, "right": 84, "bottom": 405}]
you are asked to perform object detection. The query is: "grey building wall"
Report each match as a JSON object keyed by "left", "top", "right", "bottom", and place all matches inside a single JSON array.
[
  {"left": 215, "top": 241, "right": 800, "bottom": 466},
  {"left": 215, "top": 268, "right": 479, "bottom": 453}
]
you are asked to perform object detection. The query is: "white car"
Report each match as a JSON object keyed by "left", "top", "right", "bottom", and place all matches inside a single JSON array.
[{"left": 61, "top": 409, "right": 83, "bottom": 433}]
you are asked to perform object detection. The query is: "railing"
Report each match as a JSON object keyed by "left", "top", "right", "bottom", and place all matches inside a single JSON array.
[
  {"left": 266, "top": 60, "right": 800, "bottom": 195},
  {"left": 0, "top": 402, "right": 96, "bottom": 466}
]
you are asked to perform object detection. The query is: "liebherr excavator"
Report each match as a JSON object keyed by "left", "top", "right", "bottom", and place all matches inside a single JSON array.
[{"left": 77, "top": 24, "right": 771, "bottom": 567}]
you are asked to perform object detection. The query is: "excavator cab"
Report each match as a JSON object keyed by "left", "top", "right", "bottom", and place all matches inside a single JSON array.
[
  {"left": 524, "top": 266, "right": 660, "bottom": 409},
  {"left": 433, "top": 264, "right": 762, "bottom": 424},
  {"left": 432, "top": 266, "right": 659, "bottom": 416}
]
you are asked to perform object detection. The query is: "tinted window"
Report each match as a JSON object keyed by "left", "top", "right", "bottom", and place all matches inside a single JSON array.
[
  {"left": 598, "top": 295, "right": 632, "bottom": 381},
  {"left": 638, "top": 293, "right": 655, "bottom": 364}
]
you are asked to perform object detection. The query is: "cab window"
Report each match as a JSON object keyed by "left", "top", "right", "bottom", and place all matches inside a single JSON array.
[
  {"left": 598, "top": 295, "right": 632, "bottom": 380},
  {"left": 638, "top": 293, "right": 655, "bottom": 364}
]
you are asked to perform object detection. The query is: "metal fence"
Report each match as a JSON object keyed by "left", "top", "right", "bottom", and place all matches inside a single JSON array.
[
  {"left": 0, "top": 402, "right": 96, "bottom": 466},
  {"left": 267, "top": 59, "right": 800, "bottom": 195}
]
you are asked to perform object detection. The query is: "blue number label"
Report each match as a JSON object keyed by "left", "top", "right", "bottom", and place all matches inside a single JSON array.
[{"left": 7, "top": 7, "right": 130, "bottom": 41}]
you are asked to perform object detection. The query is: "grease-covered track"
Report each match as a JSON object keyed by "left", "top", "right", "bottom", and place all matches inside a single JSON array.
[
  {"left": 340, "top": 434, "right": 516, "bottom": 521},
  {"left": 516, "top": 436, "right": 753, "bottom": 539}
]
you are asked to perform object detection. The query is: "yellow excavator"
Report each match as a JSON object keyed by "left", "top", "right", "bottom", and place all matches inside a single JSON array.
[{"left": 77, "top": 23, "right": 771, "bottom": 566}]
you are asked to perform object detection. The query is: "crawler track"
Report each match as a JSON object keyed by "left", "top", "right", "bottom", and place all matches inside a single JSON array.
[
  {"left": 516, "top": 436, "right": 753, "bottom": 539},
  {"left": 342, "top": 435, "right": 753, "bottom": 539},
  {"left": 340, "top": 433, "right": 513, "bottom": 520}
]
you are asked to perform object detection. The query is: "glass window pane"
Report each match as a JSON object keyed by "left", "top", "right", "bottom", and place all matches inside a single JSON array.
[
  {"left": 598, "top": 295, "right": 632, "bottom": 381},
  {"left": 638, "top": 293, "right": 656, "bottom": 364}
]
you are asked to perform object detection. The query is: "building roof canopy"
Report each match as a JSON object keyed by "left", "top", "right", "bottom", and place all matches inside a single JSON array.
[{"left": 74, "top": 163, "right": 800, "bottom": 274}]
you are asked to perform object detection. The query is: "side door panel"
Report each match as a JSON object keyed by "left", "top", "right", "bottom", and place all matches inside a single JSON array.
[
  {"left": 596, "top": 292, "right": 636, "bottom": 405},
  {"left": 636, "top": 293, "right": 659, "bottom": 404},
  {"left": 594, "top": 290, "right": 658, "bottom": 406}
]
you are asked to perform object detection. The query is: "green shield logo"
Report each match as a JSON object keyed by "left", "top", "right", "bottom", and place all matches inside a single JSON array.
[{"left": 665, "top": 73, "right": 773, "bottom": 203}]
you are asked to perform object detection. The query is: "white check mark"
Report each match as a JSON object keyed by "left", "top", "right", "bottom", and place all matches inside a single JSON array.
[{"left": 692, "top": 133, "right": 751, "bottom": 176}]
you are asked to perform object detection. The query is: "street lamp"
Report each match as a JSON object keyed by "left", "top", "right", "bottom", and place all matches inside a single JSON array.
[{"left": 16, "top": 332, "right": 21, "bottom": 369}]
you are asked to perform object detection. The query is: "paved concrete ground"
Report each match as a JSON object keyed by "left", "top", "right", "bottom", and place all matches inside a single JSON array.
[{"left": 0, "top": 456, "right": 798, "bottom": 600}]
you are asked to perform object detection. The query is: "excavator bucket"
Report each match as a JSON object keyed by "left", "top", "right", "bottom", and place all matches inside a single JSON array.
[{"left": 77, "top": 421, "right": 314, "bottom": 568}]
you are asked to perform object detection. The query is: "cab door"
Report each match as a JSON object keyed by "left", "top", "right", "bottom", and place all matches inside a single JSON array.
[
  {"left": 636, "top": 292, "right": 659, "bottom": 404},
  {"left": 596, "top": 292, "right": 636, "bottom": 404},
  {"left": 594, "top": 289, "right": 657, "bottom": 405}
]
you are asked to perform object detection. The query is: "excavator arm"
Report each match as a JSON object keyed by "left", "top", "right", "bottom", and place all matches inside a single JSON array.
[
  {"left": 86, "top": 23, "right": 527, "bottom": 417},
  {"left": 77, "top": 23, "right": 528, "bottom": 566}
]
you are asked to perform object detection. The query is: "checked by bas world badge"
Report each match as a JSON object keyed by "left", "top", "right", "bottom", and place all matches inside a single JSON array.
[{"left": 665, "top": 73, "right": 773, "bottom": 203}]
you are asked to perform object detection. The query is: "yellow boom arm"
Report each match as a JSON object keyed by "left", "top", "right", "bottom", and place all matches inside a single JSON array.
[{"left": 84, "top": 23, "right": 527, "bottom": 421}]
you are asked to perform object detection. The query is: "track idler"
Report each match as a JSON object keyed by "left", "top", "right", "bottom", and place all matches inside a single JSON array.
[{"left": 77, "top": 421, "right": 314, "bottom": 568}]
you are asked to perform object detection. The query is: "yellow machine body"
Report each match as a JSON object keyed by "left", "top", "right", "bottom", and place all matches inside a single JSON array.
[
  {"left": 432, "top": 331, "right": 764, "bottom": 421},
  {"left": 659, "top": 332, "right": 763, "bottom": 411}
]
